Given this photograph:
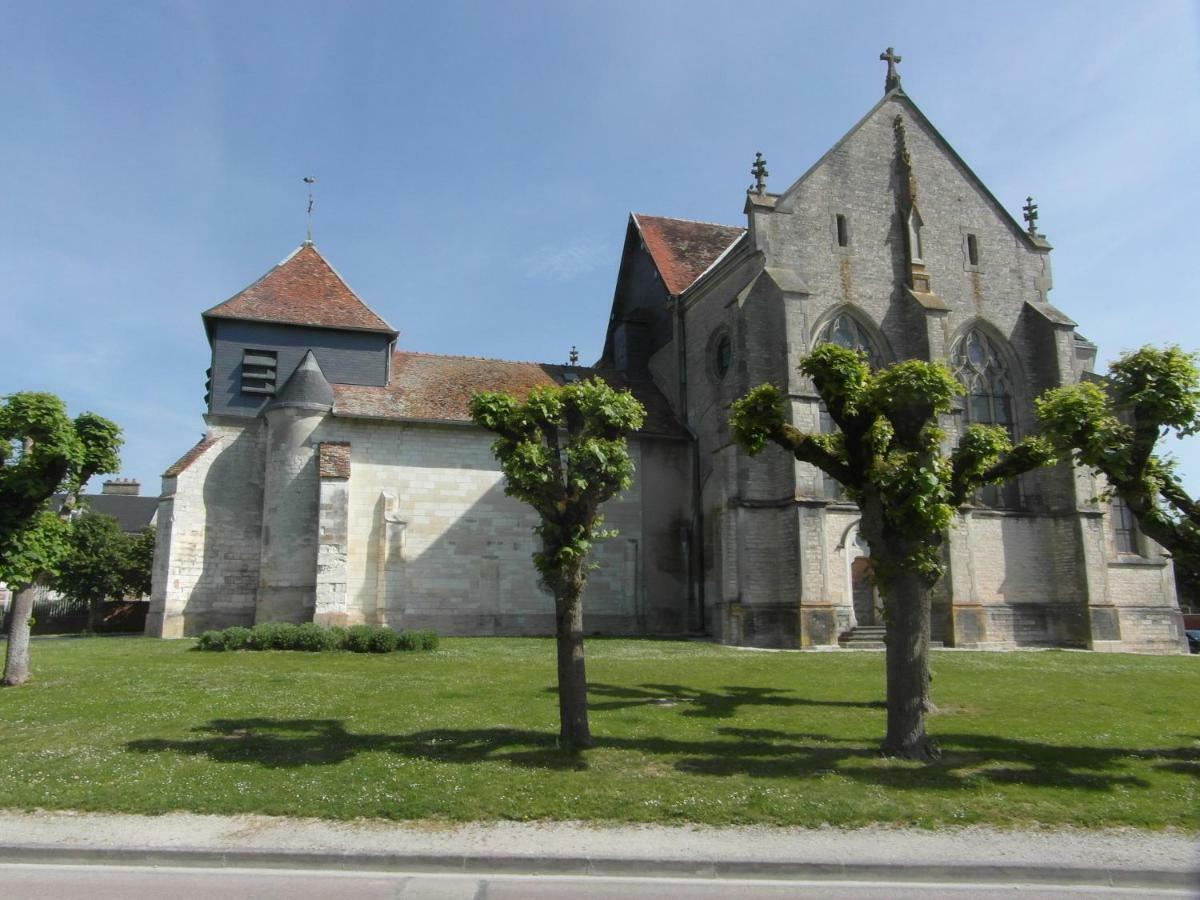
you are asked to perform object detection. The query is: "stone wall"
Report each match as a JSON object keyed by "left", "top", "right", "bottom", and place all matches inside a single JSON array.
[
  {"left": 145, "top": 418, "right": 265, "bottom": 637},
  {"left": 320, "top": 417, "right": 689, "bottom": 636}
]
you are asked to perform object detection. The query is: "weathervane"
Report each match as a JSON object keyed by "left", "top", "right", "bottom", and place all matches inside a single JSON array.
[
  {"left": 1022, "top": 196, "right": 1039, "bottom": 236},
  {"left": 880, "top": 47, "right": 902, "bottom": 93},
  {"left": 304, "top": 175, "right": 317, "bottom": 244},
  {"left": 750, "top": 152, "right": 769, "bottom": 195},
  {"left": 569, "top": 346, "right": 580, "bottom": 366}
]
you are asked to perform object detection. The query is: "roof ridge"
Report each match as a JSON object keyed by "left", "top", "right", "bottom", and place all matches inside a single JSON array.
[
  {"left": 633, "top": 212, "right": 745, "bottom": 231},
  {"left": 394, "top": 349, "right": 581, "bottom": 368}
]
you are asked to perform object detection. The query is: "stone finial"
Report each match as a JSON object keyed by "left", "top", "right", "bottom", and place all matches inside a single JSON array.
[
  {"left": 880, "top": 47, "right": 902, "bottom": 93},
  {"left": 569, "top": 346, "right": 579, "bottom": 366},
  {"left": 1022, "top": 196, "right": 1040, "bottom": 236},
  {"left": 750, "top": 152, "right": 769, "bottom": 195}
]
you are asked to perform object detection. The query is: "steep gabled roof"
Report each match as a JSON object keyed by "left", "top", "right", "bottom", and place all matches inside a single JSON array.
[
  {"left": 777, "top": 90, "right": 1042, "bottom": 249},
  {"left": 333, "top": 351, "right": 686, "bottom": 438},
  {"left": 203, "top": 243, "right": 397, "bottom": 336},
  {"left": 631, "top": 214, "right": 745, "bottom": 296}
]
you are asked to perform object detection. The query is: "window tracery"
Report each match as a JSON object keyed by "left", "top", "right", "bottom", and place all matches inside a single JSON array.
[{"left": 952, "top": 327, "right": 1018, "bottom": 507}]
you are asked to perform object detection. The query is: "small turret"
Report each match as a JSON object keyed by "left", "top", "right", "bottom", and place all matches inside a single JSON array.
[{"left": 257, "top": 350, "right": 332, "bottom": 624}]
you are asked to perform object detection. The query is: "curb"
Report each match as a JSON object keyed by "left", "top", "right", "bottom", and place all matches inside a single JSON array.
[{"left": 0, "top": 844, "right": 1195, "bottom": 890}]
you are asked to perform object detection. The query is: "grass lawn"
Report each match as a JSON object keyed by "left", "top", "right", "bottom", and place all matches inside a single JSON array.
[{"left": 0, "top": 636, "right": 1196, "bottom": 829}]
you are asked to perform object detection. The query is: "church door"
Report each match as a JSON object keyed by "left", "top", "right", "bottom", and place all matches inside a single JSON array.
[{"left": 851, "top": 557, "right": 875, "bottom": 627}]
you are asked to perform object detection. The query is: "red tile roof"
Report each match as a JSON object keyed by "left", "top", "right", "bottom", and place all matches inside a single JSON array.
[
  {"left": 163, "top": 436, "right": 221, "bottom": 477},
  {"left": 333, "top": 351, "right": 686, "bottom": 438},
  {"left": 203, "top": 244, "right": 396, "bottom": 335},
  {"left": 632, "top": 214, "right": 745, "bottom": 295}
]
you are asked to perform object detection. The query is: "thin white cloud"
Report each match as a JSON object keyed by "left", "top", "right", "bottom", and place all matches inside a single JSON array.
[{"left": 521, "top": 236, "right": 608, "bottom": 283}]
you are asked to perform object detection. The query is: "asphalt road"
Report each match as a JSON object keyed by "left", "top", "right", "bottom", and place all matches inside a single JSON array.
[{"left": 0, "top": 864, "right": 1192, "bottom": 899}]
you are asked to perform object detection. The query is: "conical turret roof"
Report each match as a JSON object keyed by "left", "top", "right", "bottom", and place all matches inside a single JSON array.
[{"left": 267, "top": 350, "right": 334, "bottom": 412}]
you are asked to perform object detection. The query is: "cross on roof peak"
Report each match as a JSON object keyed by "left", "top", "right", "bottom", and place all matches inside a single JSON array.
[
  {"left": 1023, "top": 196, "right": 1040, "bottom": 236},
  {"left": 750, "top": 152, "right": 769, "bottom": 195},
  {"left": 880, "top": 47, "right": 902, "bottom": 93}
]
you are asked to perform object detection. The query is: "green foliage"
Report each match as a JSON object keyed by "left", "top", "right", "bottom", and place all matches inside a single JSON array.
[
  {"left": 344, "top": 624, "right": 375, "bottom": 653},
  {"left": 248, "top": 622, "right": 299, "bottom": 651},
  {"left": 0, "top": 392, "right": 122, "bottom": 591},
  {"left": 294, "top": 622, "right": 335, "bottom": 652},
  {"left": 221, "top": 626, "right": 253, "bottom": 651},
  {"left": 1109, "top": 345, "right": 1200, "bottom": 435},
  {"left": 196, "top": 630, "right": 226, "bottom": 651},
  {"left": 326, "top": 626, "right": 347, "bottom": 650},
  {"left": 123, "top": 526, "right": 155, "bottom": 599},
  {"left": 729, "top": 383, "right": 787, "bottom": 456},
  {"left": 397, "top": 629, "right": 440, "bottom": 652},
  {"left": 196, "top": 623, "right": 434, "bottom": 653},
  {"left": 469, "top": 379, "right": 645, "bottom": 592},
  {"left": 0, "top": 510, "right": 71, "bottom": 587},
  {"left": 55, "top": 514, "right": 130, "bottom": 608},
  {"left": 367, "top": 625, "right": 398, "bottom": 653},
  {"left": 1036, "top": 345, "right": 1200, "bottom": 576}
]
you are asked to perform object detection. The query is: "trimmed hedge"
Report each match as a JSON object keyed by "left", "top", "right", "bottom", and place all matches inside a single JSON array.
[{"left": 194, "top": 623, "right": 437, "bottom": 654}]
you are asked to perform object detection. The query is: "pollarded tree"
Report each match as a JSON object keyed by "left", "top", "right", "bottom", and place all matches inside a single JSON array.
[
  {"left": 1036, "top": 345, "right": 1200, "bottom": 581},
  {"left": 730, "top": 345, "right": 1053, "bottom": 759},
  {"left": 1, "top": 392, "right": 121, "bottom": 686},
  {"left": 469, "top": 379, "right": 645, "bottom": 749}
]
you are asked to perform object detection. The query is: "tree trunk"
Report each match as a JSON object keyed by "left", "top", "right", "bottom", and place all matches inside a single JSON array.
[
  {"left": 87, "top": 597, "right": 105, "bottom": 633},
  {"left": 880, "top": 569, "right": 938, "bottom": 759},
  {"left": 3, "top": 584, "right": 37, "bottom": 687},
  {"left": 553, "top": 569, "right": 592, "bottom": 749}
]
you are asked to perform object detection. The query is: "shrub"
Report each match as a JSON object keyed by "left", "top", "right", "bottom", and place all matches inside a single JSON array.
[
  {"left": 196, "top": 630, "right": 225, "bottom": 651},
  {"left": 294, "top": 622, "right": 335, "bottom": 652},
  {"left": 249, "top": 621, "right": 301, "bottom": 651},
  {"left": 222, "top": 626, "right": 253, "bottom": 651},
  {"left": 344, "top": 624, "right": 375, "bottom": 653},
  {"left": 397, "top": 629, "right": 440, "bottom": 652},
  {"left": 367, "top": 625, "right": 398, "bottom": 653},
  {"left": 326, "top": 626, "right": 347, "bottom": 650},
  {"left": 272, "top": 623, "right": 301, "bottom": 650}
]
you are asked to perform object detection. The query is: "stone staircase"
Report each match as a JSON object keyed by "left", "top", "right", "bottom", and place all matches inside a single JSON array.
[
  {"left": 838, "top": 625, "right": 887, "bottom": 649},
  {"left": 837, "top": 626, "right": 945, "bottom": 650}
]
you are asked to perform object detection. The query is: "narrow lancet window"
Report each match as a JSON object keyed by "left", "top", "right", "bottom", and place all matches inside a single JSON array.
[
  {"left": 836, "top": 214, "right": 849, "bottom": 248},
  {"left": 967, "top": 233, "right": 979, "bottom": 266}
]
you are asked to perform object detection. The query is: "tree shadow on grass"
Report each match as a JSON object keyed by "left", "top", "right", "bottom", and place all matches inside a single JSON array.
[
  {"left": 579, "top": 683, "right": 885, "bottom": 717},
  {"left": 125, "top": 718, "right": 1196, "bottom": 793}
]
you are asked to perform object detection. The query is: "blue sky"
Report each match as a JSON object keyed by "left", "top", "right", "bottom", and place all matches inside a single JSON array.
[{"left": 1, "top": 1, "right": 1198, "bottom": 494}]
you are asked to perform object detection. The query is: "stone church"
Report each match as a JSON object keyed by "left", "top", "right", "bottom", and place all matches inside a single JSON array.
[{"left": 147, "top": 55, "right": 1186, "bottom": 652}]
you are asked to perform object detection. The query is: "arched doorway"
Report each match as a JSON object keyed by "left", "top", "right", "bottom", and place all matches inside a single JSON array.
[{"left": 851, "top": 556, "right": 876, "bottom": 626}]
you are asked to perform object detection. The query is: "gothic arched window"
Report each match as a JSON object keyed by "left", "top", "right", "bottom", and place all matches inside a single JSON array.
[
  {"left": 819, "top": 311, "right": 884, "bottom": 369},
  {"left": 817, "top": 311, "right": 883, "bottom": 499},
  {"left": 952, "top": 327, "right": 1018, "bottom": 507}
]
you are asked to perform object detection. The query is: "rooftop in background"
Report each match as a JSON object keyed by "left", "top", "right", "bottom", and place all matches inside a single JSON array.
[
  {"left": 52, "top": 492, "right": 158, "bottom": 533},
  {"left": 631, "top": 214, "right": 745, "bottom": 296},
  {"left": 203, "top": 243, "right": 397, "bottom": 337}
]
